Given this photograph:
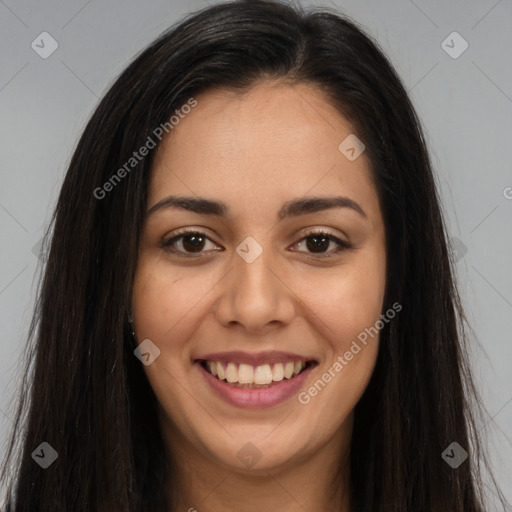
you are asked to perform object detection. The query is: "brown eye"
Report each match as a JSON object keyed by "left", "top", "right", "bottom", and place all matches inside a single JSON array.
[
  {"left": 292, "top": 231, "right": 352, "bottom": 258},
  {"left": 161, "top": 230, "right": 220, "bottom": 257},
  {"left": 178, "top": 232, "right": 206, "bottom": 253}
]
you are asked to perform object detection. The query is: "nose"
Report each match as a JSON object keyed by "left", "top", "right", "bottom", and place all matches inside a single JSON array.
[{"left": 213, "top": 242, "right": 296, "bottom": 334}]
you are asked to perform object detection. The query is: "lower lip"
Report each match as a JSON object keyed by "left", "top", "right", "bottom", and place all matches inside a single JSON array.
[{"left": 196, "top": 362, "right": 316, "bottom": 409}]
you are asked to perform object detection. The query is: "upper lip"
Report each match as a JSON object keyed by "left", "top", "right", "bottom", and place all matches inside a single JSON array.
[{"left": 195, "top": 350, "right": 317, "bottom": 366}]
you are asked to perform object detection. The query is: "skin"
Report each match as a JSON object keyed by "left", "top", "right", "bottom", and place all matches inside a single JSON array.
[{"left": 131, "top": 80, "right": 387, "bottom": 512}]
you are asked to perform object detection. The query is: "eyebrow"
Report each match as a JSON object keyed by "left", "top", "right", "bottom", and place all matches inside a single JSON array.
[{"left": 146, "top": 195, "right": 367, "bottom": 220}]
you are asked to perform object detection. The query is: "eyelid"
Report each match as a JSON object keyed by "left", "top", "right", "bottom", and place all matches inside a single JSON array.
[{"left": 295, "top": 226, "right": 350, "bottom": 244}]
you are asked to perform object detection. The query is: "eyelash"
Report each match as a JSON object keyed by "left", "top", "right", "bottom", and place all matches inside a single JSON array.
[{"left": 160, "top": 228, "right": 352, "bottom": 259}]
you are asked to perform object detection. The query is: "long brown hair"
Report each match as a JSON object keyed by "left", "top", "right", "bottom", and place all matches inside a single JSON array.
[{"left": 1, "top": 1, "right": 508, "bottom": 510}]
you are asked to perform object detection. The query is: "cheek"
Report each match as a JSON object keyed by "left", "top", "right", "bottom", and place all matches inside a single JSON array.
[
  {"left": 300, "top": 268, "right": 384, "bottom": 426},
  {"left": 301, "top": 251, "right": 385, "bottom": 409},
  {"left": 130, "top": 260, "right": 201, "bottom": 402},
  {"left": 304, "top": 257, "right": 386, "bottom": 344},
  {"left": 131, "top": 257, "right": 211, "bottom": 342}
]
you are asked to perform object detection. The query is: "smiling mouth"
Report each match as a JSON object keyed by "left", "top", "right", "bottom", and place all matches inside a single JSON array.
[{"left": 198, "top": 360, "right": 317, "bottom": 388}]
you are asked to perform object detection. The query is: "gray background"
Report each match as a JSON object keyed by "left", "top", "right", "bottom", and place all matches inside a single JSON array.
[{"left": 0, "top": 0, "right": 511, "bottom": 506}]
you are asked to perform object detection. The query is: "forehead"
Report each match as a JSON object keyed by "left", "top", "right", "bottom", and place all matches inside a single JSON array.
[{"left": 149, "top": 81, "right": 379, "bottom": 223}]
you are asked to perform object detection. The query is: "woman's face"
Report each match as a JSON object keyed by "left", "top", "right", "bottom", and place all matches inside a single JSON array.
[{"left": 132, "top": 81, "right": 386, "bottom": 473}]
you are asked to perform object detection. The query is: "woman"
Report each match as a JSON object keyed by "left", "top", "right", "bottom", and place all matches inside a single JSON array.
[{"left": 1, "top": 0, "right": 508, "bottom": 510}]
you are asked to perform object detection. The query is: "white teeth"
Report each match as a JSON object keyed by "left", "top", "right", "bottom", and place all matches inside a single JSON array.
[
  {"left": 216, "top": 362, "right": 225, "bottom": 380},
  {"left": 272, "top": 363, "right": 284, "bottom": 381},
  {"left": 284, "top": 362, "right": 294, "bottom": 379},
  {"left": 204, "top": 360, "right": 307, "bottom": 384},
  {"left": 225, "top": 362, "right": 238, "bottom": 383},
  {"left": 254, "top": 364, "right": 272, "bottom": 385},
  {"left": 238, "top": 363, "right": 254, "bottom": 384}
]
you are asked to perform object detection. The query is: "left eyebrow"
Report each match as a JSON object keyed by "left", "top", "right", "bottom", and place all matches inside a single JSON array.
[
  {"left": 146, "top": 195, "right": 368, "bottom": 219},
  {"left": 278, "top": 195, "right": 367, "bottom": 220}
]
